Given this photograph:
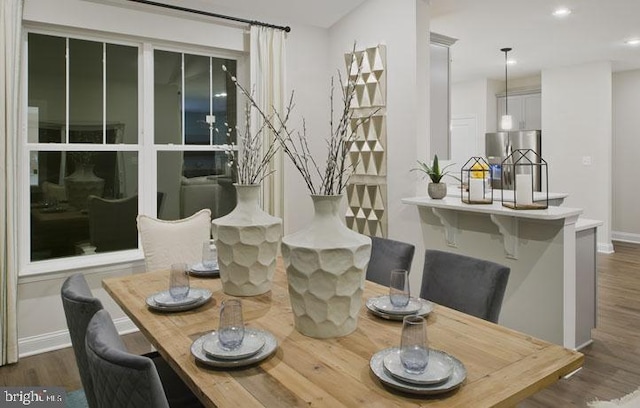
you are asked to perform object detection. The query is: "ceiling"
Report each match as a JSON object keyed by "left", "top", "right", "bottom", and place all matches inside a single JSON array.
[
  {"left": 175, "top": 0, "right": 367, "bottom": 29},
  {"left": 429, "top": 0, "right": 640, "bottom": 83},
  {"left": 160, "top": 0, "right": 640, "bottom": 84}
]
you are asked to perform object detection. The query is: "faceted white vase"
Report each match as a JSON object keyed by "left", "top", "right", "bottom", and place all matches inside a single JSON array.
[
  {"left": 211, "top": 184, "right": 282, "bottom": 296},
  {"left": 281, "top": 195, "right": 372, "bottom": 338}
]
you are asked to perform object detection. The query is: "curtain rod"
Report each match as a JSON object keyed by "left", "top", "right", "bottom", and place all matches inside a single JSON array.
[{"left": 127, "top": 0, "right": 291, "bottom": 32}]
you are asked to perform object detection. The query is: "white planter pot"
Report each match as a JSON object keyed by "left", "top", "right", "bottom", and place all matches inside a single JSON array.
[
  {"left": 65, "top": 164, "right": 105, "bottom": 210},
  {"left": 281, "top": 195, "right": 372, "bottom": 338},
  {"left": 211, "top": 184, "right": 282, "bottom": 296}
]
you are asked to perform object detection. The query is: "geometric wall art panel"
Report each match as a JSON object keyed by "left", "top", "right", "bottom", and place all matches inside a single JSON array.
[
  {"left": 345, "top": 44, "right": 388, "bottom": 237},
  {"left": 345, "top": 183, "right": 387, "bottom": 238}
]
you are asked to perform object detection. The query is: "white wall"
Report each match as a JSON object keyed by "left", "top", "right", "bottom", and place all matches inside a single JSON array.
[
  {"left": 612, "top": 69, "right": 640, "bottom": 243},
  {"left": 542, "top": 62, "right": 613, "bottom": 252},
  {"left": 328, "top": 0, "right": 431, "bottom": 293},
  {"left": 451, "top": 78, "right": 488, "bottom": 154},
  {"left": 281, "top": 25, "right": 331, "bottom": 235}
]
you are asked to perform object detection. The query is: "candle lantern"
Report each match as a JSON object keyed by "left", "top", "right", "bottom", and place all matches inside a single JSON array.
[
  {"left": 460, "top": 157, "right": 492, "bottom": 204},
  {"left": 501, "top": 149, "right": 548, "bottom": 210}
]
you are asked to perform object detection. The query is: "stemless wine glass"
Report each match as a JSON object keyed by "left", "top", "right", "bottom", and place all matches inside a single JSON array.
[
  {"left": 202, "top": 240, "right": 218, "bottom": 269},
  {"left": 400, "top": 315, "right": 430, "bottom": 375},
  {"left": 218, "top": 299, "right": 245, "bottom": 350},
  {"left": 389, "top": 269, "right": 410, "bottom": 308},
  {"left": 169, "top": 263, "right": 190, "bottom": 301}
]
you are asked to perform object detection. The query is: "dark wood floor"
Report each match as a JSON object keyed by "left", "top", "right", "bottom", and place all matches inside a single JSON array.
[
  {"left": 521, "top": 241, "right": 640, "bottom": 407},
  {"left": 1, "top": 242, "right": 639, "bottom": 407}
]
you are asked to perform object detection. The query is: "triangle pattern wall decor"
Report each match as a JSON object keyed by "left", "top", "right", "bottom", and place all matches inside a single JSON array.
[{"left": 345, "top": 44, "right": 387, "bottom": 237}]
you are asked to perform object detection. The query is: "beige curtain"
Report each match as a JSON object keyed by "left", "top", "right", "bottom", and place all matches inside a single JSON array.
[
  {"left": 249, "top": 26, "right": 286, "bottom": 219},
  {"left": 0, "top": 0, "right": 22, "bottom": 366}
]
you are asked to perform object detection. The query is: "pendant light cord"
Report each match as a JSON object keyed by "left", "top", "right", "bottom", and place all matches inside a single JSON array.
[{"left": 501, "top": 47, "right": 512, "bottom": 116}]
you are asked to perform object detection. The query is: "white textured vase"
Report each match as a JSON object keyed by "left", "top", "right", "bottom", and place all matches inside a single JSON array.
[
  {"left": 281, "top": 195, "right": 372, "bottom": 338},
  {"left": 211, "top": 184, "right": 282, "bottom": 296}
]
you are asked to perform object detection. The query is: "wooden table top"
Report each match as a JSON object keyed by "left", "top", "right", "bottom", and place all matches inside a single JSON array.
[{"left": 103, "top": 261, "right": 583, "bottom": 408}]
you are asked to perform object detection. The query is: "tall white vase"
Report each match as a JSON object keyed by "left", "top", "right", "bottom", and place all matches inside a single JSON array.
[
  {"left": 211, "top": 184, "right": 282, "bottom": 296},
  {"left": 281, "top": 195, "right": 372, "bottom": 338}
]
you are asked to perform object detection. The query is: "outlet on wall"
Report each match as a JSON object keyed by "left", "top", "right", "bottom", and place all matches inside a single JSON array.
[{"left": 582, "top": 156, "right": 592, "bottom": 166}]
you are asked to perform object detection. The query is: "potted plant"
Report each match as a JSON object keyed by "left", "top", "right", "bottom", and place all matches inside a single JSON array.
[{"left": 412, "top": 155, "right": 456, "bottom": 199}]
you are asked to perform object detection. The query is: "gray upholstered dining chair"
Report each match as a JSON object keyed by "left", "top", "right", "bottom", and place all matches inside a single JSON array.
[
  {"left": 419, "top": 249, "right": 510, "bottom": 323},
  {"left": 365, "top": 236, "right": 416, "bottom": 286},
  {"left": 61, "top": 273, "right": 103, "bottom": 408},
  {"left": 61, "top": 274, "right": 202, "bottom": 408},
  {"left": 86, "top": 309, "right": 202, "bottom": 408}
]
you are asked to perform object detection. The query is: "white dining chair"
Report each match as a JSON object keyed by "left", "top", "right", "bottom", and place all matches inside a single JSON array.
[{"left": 136, "top": 208, "right": 211, "bottom": 272}]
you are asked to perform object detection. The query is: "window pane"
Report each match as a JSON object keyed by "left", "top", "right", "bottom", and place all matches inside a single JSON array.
[
  {"left": 154, "top": 50, "right": 182, "bottom": 144},
  {"left": 213, "top": 59, "right": 237, "bottom": 145},
  {"left": 185, "top": 54, "right": 210, "bottom": 145},
  {"left": 106, "top": 43, "right": 138, "bottom": 144},
  {"left": 69, "top": 39, "right": 103, "bottom": 142},
  {"left": 157, "top": 151, "right": 236, "bottom": 221},
  {"left": 30, "top": 151, "right": 139, "bottom": 261},
  {"left": 28, "top": 33, "right": 65, "bottom": 143}
]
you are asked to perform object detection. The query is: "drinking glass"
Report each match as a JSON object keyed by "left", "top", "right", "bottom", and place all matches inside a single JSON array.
[
  {"left": 202, "top": 240, "right": 218, "bottom": 269},
  {"left": 169, "top": 263, "right": 190, "bottom": 301},
  {"left": 218, "top": 299, "right": 245, "bottom": 350},
  {"left": 389, "top": 269, "right": 410, "bottom": 307},
  {"left": 400, "top": 315, "right": 429, "bottom": 375}
]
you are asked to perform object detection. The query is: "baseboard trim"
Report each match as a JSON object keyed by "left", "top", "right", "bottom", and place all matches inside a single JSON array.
[
  {"left": 18, "top": 317, "right": 139, "bottom": 358},
  {"left": 612, "top": 231, "right": 640, "bottom": 245},
  {"left": 598, "top": 242, "right": 615, "bottom": 254}
]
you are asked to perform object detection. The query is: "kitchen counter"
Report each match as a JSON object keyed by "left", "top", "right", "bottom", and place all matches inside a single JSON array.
[{"left": 403, "top": 195, "right": 596, "bottom": 350}]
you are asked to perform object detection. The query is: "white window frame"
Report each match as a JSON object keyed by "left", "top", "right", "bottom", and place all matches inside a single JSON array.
[{"left": 19, "top": 27, "right": 246, "bottom": 277}]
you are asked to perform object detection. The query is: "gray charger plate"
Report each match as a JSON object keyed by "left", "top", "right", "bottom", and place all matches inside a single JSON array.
[
  {"left": 370, "top": 347, "right": 466, "bottom": 395},
  {"left": 366, "top": 297, "right": 434, "bottom": 321},
  {"left": 191, "top": 328, "right": 277, "bottom": 368},
  {"left": 188, "top": 268, "right": 220, "bottom": 278},
  {"left": 146, "top": 288, "right": 212, "bottom": 312}
]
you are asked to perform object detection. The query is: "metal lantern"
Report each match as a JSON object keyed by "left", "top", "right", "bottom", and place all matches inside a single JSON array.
[
  {"left": 460, "top": 157, "right": 492, "bottom": 204},
  {"left": 501, "top": 149, "right": 548, "bottom": 210}
]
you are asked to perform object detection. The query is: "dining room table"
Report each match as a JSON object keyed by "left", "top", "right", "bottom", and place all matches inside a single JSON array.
[{"left": 102, "top": 259, "right": 584, "bottom": 408}]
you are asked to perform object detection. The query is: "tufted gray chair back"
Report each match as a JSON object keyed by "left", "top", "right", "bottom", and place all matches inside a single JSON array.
[
  {"left": 85, "top": 310, "right": 171, "bottom": 408},
  {"left": 366, "top": 236, "right": 416, "bottom": 286},
  {"left": 61, "top": 273, "right": 103, "bottom": 408},
  {"left": 420, "top": 249, "right": 510, "bottom": 323}
]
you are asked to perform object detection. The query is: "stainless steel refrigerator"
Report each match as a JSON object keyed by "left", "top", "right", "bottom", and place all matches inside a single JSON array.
[{"left": 485, "top": 130, "right": 542, "bottom": 191}]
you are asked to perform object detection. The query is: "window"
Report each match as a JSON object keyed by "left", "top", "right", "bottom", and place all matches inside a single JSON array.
[
  {"left": 24, "top": 31, "right": 238, "bottom": 270},
  {"left": 153, "top": 50, "right": 237, "bottom": 221}
]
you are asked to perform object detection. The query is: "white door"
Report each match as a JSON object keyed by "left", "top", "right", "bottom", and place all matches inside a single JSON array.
[{"left": 450, "top": 115, "right": 478, "bottom": 178}]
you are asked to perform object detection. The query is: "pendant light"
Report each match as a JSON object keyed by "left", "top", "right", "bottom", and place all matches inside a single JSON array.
[{"left": 500, "top": 47, "right": 513, "bottom": 131}]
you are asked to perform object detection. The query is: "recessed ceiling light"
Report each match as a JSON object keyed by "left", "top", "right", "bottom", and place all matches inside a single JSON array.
[
  {"left": 506, "top": 59, "right": 517, "bottom": 65},
  {"left": 626, "top": 38, "right": 640, "bottom": 46},
  {"left": 552, "top": 7, "right": 572, "bottom": 17}
]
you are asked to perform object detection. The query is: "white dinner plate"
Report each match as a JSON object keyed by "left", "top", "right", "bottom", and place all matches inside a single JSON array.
[
  {"left": 202, "top": 328, "right": 266, "bottom": 360},
  {"left": 370, "top": 347, "right": 466, "bottom": 395},
  {"left": 383, "top": 348, "right": 453, "bottom": 385},
  {"left": 370, "top": 296, "right": 423, "bottom": 315},
  {"left": 191, "top": 328, "right": 277, "bottom": 368},
  {"left": 188, "top": 264, "right": 220, "bottom": 278},
  {"left": 366, "top": 297, "right": 434, "bottom": 321},
  {"left": 152, "top": 291, "right": 201, "bottom": 307},
  {"left": 146, "top": 288, "right": 212, "bottom": 312}
]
